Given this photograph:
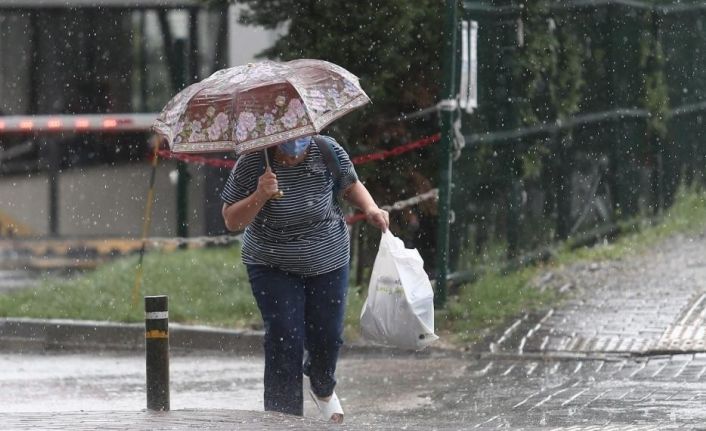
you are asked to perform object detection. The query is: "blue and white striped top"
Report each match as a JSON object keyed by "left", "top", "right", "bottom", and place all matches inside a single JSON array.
[{"left": 220, "top": 140, "right": 358, "bottom": 276}]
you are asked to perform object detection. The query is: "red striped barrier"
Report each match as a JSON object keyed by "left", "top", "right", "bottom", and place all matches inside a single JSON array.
[
  {"left": 153, "top": 133, "right": 441, "bottom": 169},
  {"left": 350, "top": 133, "right": 440, "bottom": 165},
  {"left": 152, "top": 135, "right": 442, "bottom": 226}
]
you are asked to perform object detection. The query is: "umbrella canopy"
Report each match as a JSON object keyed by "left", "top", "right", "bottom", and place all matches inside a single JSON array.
[{"left": 153, "top": 59, "right": 370, "bottom": 155}]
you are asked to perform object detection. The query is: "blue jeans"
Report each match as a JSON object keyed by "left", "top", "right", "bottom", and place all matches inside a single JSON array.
[{"left": 246, "top": 264, "right": 349, "bottom": 416}]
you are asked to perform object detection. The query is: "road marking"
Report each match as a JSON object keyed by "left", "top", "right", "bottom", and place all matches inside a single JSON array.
[
  {"left": 530, "top": 387, "right": 571, "bottom": 410},
  {"left": 696, "top": 365, "right": 706, "bottom": 380},
  {"left": 572, "top": 362, "right": 583, "bottom": 374},
  {"left": 629, "top": 362, "right": 647, "bottom": 378},
  {"left": 513, "top": 391, "right": 541, "bottom": 409},
  {"left": 561, "top": 388, "right": 589, "bottom": 407},
  {"left": 473, "top": 415, "right": 499, "bottom": 428},
  {"left": 540, "top": 335, "right": 550, "bottom": 350},
  {"left": 637, "top": 390, "right": 657, "bottom": 402},
  {"left": 502, "top": 364, "right": 516, "bottom": 376},
  {"left": 526, "top": 362, "right": 539, "bottom": 376},
  {"left": 651, "top": 362, "right": 668, "bottom": 378},
  {"left": 608, "top": 360, "right": 627, "bottom": 377},
  {"left": 473, "top": 361, "right": 494, "bottom": 377},
  {"left": 617, "top": 387, "right": 634, "bottom": 400},
  {"left": 673, "top": 359, "right": 690, "bottom": 378},
  {"left": 582, "top": 389, "right": 612, "bottom": 408}
]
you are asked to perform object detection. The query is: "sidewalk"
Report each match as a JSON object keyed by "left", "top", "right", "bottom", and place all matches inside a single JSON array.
[
  {"left": 2, "top": 410, "right": 321, "bottom": 431},
  {"left": 491, "top": 233, "right": 706, "bottom": 356},
  {"left": 0, "top": 349, "right": 468, "bottom": 431},
  {"left": 0, "top": 317, "right": 265, "bottom": 355},
  {"left": 0, "top": 349, "right": 699, "bottom": 430},
  {"left": 0, "top": 317, "right": 440, "bottom": 357}
]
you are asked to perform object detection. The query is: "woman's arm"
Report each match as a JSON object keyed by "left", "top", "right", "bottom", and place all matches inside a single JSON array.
[
  {"left": 343, "top": 181, "right": 389, "bottom": 232},
  {"left": 222, "top": 167, "right": 278, "bottom": 232}
]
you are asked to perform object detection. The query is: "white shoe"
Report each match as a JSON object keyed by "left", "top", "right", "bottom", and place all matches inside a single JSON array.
[{"left": 308, "top": 389, "right": 344, "bottom": 424}]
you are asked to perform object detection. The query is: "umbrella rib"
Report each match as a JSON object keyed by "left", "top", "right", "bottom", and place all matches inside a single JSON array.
[
  {"left": 282, "top": 76, "right": 319, "bottom": 132},
  {"left": 171, "top": 81, "right": 211, "bottom": 136},
  {"left": 310, "top": 94, "right": 371, "bottom": 132},
  {"left": 291, "top": 59, "right": 360, "bottom": 83}
]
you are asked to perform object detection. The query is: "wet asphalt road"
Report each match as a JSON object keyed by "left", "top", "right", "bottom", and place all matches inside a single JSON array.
[
  {"left": 3, "top": 233, "right": 706, "bottom": 429},
  {"left": 2, "top": 349, "right": 705, "bottom": 429},
  {"left": 0, "top": 351, "right": 262, "bottom": 413},
  {"left": 0, "top": 349, "right": 470, "bottom": 430}
]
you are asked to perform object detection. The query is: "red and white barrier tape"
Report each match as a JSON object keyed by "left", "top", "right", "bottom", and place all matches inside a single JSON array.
[
  {"left": 154, "top": 150, "right": 235, "bottom": 169},
  {"left": 345, "top": 188, "right": 438, "bottom": 224},
  {"left": 140, "top": 188, "right": 438, "bottom": 247},
  {"left": 153, "top": 133, "right": 441, "bottom": 169},
  {"left": 349, "top": 133, "right": 440, "bottom": 165},
  {"left": 152, "top": 136, "right": 440, "bottom": 231},
  {"left": 141, "top": 189, "right": 439, "bottom": 249}
]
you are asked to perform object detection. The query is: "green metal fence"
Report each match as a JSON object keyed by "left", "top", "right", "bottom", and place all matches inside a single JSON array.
[{"left": 435, "top": 0, "right": 706, "bottom": 305}]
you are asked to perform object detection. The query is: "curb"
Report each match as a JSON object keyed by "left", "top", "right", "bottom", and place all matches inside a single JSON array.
[
  {"left": 0, "top": 318, "right": 264, "bottom": 355},
  {"left": 0, "top": 317, "right": 462, "bottom": 358},
  {"left": 0, "top": 237, "right": 239, "bottom": 270}
]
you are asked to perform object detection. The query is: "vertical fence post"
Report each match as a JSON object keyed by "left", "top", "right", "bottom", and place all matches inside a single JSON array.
[
  {"left": 555, "top": 131, "right": 572, "bottom": 240},
  {"left": 604, "top": 6, "right": 623, "bottom": 219},
  {"left": 174, "top": 38, "right": 190, "bottom": 239},
  {"left": 43, "top": 138, "right": 60, "bottom": 237},
  {"left": 435, "top": 0, "right": 459, "bottom": 308},
  {"left": 145, "top": 295, "right": 170, "bottom": 411},
  {"left": 507, "top": 174, "right": 522, "bottom": 259}
]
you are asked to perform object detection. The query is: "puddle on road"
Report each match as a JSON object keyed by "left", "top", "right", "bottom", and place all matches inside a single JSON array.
[{"left": 0, "top": 352, "right": 263, "bottom": 412}]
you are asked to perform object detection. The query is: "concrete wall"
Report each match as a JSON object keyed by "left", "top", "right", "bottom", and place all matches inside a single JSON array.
[
  {"left": 0, "top": 161, "right": 223, "bottom": 237},
  {"left": 0, "top": 6, "right": 276, "bottom": 238},
  {"left": 0, "top": 172, "right": 49, "bottom": 233}
]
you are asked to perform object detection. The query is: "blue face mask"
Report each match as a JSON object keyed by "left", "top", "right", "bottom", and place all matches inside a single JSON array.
[{"left": 279, "top": 137, "right": 311, "bottom": 157}]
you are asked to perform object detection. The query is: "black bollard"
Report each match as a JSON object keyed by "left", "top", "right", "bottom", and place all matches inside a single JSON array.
[{"left": 145, "top": 295, "right": 170, "bottom": 411}]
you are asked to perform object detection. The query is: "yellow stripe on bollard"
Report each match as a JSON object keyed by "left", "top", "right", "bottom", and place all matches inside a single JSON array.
[{"left": 145, "top": 330, "right": 168, "bottom": 339}]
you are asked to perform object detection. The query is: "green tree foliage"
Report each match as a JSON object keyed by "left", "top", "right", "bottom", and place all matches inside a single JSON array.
[
  {"left": 492, "top": 0, "right": 583, "bottom": 182},
  {"left": 208, "top": 0, "right": 447, "bottom": 266},
  {"left": 515, "top": 3, "right": 584, "bottom": 124},
  {"left": 226, "top": 0, "right": 444, "bottom": 149}
]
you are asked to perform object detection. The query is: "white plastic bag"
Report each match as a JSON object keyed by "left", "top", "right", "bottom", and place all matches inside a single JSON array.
[{"left": 360, "top": 230, "right": 439, "bottom": 350}]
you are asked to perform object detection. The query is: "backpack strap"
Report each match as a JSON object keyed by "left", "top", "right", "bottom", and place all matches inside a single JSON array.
[{"left": 312, "top": 135, "right": 343, "bottom": 196}]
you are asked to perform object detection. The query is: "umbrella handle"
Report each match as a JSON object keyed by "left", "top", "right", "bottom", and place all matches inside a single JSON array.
[{"left": 263, "top": 149, "right": 284, "bottom": 199}]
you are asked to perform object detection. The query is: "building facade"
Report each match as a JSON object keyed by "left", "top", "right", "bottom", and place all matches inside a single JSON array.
[{"left": 0, "top": 0, "right": 279, "bottom": 238}]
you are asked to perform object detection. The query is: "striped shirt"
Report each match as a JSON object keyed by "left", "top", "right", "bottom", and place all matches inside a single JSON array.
[{"left": 220, "top": 139, "right": 358, "bottom": 276}]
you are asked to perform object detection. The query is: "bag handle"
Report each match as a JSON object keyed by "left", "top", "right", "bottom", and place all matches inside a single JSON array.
[{"left": 380, "top": 229, "right": 404, "bottom": 251}]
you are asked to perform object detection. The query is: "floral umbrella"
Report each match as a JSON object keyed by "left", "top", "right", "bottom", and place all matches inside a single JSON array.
[{"left": 153, "top": 59, "right": 370, "bottom": 155}]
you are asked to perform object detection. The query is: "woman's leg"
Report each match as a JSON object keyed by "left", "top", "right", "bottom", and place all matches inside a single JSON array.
[
  {"left": 302, "top": 265, "right": 349, "bottom": 398},
  {"left": 247, "top": 265, "right": 306, "bottom": 415}
]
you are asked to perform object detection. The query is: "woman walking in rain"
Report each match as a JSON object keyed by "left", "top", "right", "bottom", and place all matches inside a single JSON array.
[{"left": 221, "top": 134, "right": 389, "bottom": 423}]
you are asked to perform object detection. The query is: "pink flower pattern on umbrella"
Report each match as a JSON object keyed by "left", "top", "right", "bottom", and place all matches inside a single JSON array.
[{"left": 235, "top": 112, "right": 257, "bottom": 142}]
